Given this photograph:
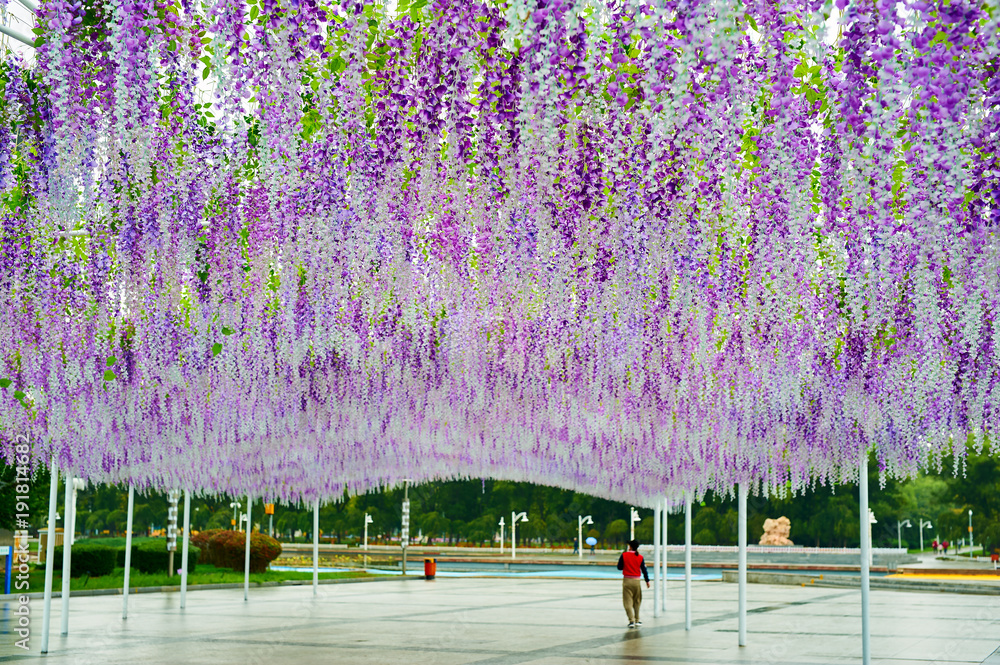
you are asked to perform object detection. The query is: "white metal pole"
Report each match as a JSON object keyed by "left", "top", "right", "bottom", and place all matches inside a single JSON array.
[
  {"left": 60, "top": 473, "right": 74, "bottom": 635},
  {"left": 919, "top": 521, "right": 924, "bottom": 553},
  {"left": 653, "top": 502, "right": 661, "bottom": 618},
  {"left": 0, "top": 23, "right": 34, "bottom": 47},
  {"left": 180, "top": 490, "right": 191, "bottom": 609},
  {"left": 364, "top": 519, "right": 368, "bottom": 551},
  {"left": 512, "top": 513, "right": 517, "bottom": 560},
  {"left": 860, "top": 456, "right": 871, "bottom": 665},
  {"left": 660, "top": 499, "right": 667, "bottom": 612},
  {"left": 40, "top": 458, "right": 59, "bottom": 654},
  {"left": 499, "top": 520, "right": 504, "bottom": 555},
  {"left": 243, "top": 495, "right": 252, "bottom": 602},
  {"left": 738, "top": 483, "right": 747, "bottom": 646},
  {"left": 122, "top": 484, "right": 135, "bottom": 620},
  {"left": 15, "top": 0, "right": 39, "bottom": 12},
  {"left": 312, "top": 499, "right": 319, "bottom": 595},
  {"left": 684, "top": 497, "right": 692, "bottom": 631},
  {"left": 578, "top": 517, "right": 583, "bottom": 560}
]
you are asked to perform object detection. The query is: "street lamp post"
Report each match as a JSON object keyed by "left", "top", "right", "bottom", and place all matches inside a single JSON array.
[
  {"left": 363, "top": 513, "right": 374, "bottom": 569},
  {"left": 629, "top": 507, "right": 641, "bottom": 541},
  {"left": 498, "top": 517, "right": 505, "bottom": 555},
  {"left": 364, "top": 513, "right": 373, "bottom": 551},
  {"left": 868, "top": 509, "right": 877, "bottom": 568},
  {"left": 896, "top": 519, "right": 912, "bottom": 549},
  {"left": 969, "top": 510, "right": 974, "bottom": 555},
  {"left": 918, "top": 519, "right": 932, "bottom": 552},
  {"left": 578, "top": 515, "right": 593, "bottom": 560},
  {"left": 511, "top": 512, "right": 528, "bottom": 559},
  {"left": 229, "top": 501, "right": 241, "bottom": 528}
]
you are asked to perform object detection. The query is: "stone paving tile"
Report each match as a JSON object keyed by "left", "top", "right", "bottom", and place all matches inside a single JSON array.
[{"left": 0, "top": 578, "right": 997, "bottom": 664}]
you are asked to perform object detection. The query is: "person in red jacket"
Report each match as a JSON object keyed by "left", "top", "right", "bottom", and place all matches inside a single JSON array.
[{"left": 617, "top": 539, "right": 650, "bottom": 628}]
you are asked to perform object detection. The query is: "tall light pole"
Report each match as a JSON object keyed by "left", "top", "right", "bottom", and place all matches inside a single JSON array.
[
  {"left": 511, "top": 511, "right": 528, "bottom": 559},
  {"left": 918, "top": 519, "right": 932, "bottom": 552},
  {"left": 896, "top": 519, "right": 911, "bottom": 549},
  {"left": 364, "top": 513, "right": 373, "bottom": 550},
  {"left": 401, "top": 480, "right": 411, "bottom": 576},
  {"left": 969, "top": 509, "right": 974, "bottom": 554},
  {"left": 867, "top": 509, "right": 877, "bottom": 568},
  {"left": 498, "top": 517, "right": 505, "bottom": 555},
  {"left": 630, "top": 507, "right": 641, "bottom": 541},
  {"left": 230, "top": 501, "right": 241, "bottom": 528},
  {"left": 578, "top": 515, "right": 593, "bottom": 560}
]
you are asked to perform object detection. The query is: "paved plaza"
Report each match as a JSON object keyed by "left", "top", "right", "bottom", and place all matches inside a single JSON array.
[{"left": 2, "top": 577, "right": 998, "bottom": 664}]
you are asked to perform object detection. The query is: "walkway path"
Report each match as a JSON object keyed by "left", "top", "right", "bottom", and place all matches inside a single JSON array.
[{"left": 2, "top": 577, "right": 997, "bottom": 664}]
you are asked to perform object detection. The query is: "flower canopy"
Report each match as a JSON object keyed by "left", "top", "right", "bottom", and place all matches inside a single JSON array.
[{"left": 0, "top": 0, "right": 997, "bottom": 505}]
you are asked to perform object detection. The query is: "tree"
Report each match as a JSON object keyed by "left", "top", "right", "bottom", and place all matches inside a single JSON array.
[
  {"left": 297, "top": 512, "right": 313, "bottom": 539},
  {"left": 693, "top": 528, "right": 716, "bottom": 545},
  {"left": 420, "top": 511, "right": 450, "bottom": 543},
  {"left": 605, "top": 519, "right": 628, "bottom": 548},
  {"left": 465, "top": 514, "right": 496, "bottom": 546},
  {"left": 276, "top": 512, "right": 299, "bottom": 539},
  {"left": 635, "top": 516, "right": 655, "bottom": 542},
  {"left": 85, "top": 509, "right": 108, "bottom": 535},
  {"left": 207, "top": 509, "right": 232, "bottom": 530},
  {"left": 107, "top": 509, "right": 127, "bottom": 534},
  {"left": 132, "top": 504, "right": 156, "bottom": 535}
]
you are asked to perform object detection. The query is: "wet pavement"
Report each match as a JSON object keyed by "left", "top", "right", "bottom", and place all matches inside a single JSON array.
[{"left": 2, "top": 575, "right": 997, "bottom": 664}]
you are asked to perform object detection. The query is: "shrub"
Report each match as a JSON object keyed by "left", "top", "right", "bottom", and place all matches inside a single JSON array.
[
  {"left": 51, "top": 543, "right": 116, "bottom": 577},
  {"left": 207, "top": 531, "right": 282, "bottom": 573},
  {"left": 129, "top": 540, "right": 200, "bottom": 575},
  {"left": 693, "top": 528, "right": 716, "bottom": 546},
  {"left": 112, "top": 541, "right": 200, "bottom": 574},
  {"left": 189, "top": 529, "right": 225, "bottom": 566}
]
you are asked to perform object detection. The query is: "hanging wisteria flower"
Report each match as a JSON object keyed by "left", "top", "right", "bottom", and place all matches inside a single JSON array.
[{"left": 0, "top": 0, "right": 997, "bottom": 505}]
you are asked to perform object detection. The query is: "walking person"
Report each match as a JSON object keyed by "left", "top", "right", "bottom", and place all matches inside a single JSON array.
[{"left": 617, "top": 539, "right": 650, "bottom": 628}]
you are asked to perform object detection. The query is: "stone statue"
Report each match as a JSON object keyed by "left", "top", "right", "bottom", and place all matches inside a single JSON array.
[{"left": 759, "top": 516, "right": 794, "bottom": 546}]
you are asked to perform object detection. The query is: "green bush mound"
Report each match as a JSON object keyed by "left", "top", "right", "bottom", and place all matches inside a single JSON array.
[
  {"left": 131, "top": 540, "right": 200, "bottom": 574},
  {"left": 199, "top": 530, "right": 282, "bottom": 573},
  {"left": 110, "top": 541, "right": 199, "bottom": 574},
  {"left": 50, "top": 543, "right": 116, "bottom": 578}
]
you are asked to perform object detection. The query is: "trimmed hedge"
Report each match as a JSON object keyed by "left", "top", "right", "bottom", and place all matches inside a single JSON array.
[
  {"left": 198, "top": 530, "right": 282, "bottom": 573},
  {"left": 132, "top": 540, "right": 199, "bottom": 574},
  {"left": 50, "top": 543, "right": 116, "bottom": 578},
  {"left": 112, "top": 541, "right": 200, "bottom": 574}
]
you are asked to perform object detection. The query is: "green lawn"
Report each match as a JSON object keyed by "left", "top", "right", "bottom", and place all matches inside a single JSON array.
[{"left": 26, "top": 564, "right": 369, "bottom": 593}]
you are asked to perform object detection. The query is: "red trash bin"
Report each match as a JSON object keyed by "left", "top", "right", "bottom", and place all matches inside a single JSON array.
[{"left": 424, "top": 558, "right": 436, "bottom": 580}]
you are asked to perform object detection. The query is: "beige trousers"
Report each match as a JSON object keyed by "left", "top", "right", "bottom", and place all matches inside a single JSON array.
[{"left": 622, "top": 577, "right": 642, "bottom": 623}]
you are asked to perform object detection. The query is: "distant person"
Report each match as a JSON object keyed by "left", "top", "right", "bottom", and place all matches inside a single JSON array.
[
  {"left": 617, "top": 539, "right": 650, "bottom": 628},
  {"left": 942, "top": 540, "right": 949, "bottom": 555},
  {"left": 573, "top": 537, "right": 579, "bottom": 555},
  {"left": 931, "top": 539, "right": 938, "bottom": 555}
]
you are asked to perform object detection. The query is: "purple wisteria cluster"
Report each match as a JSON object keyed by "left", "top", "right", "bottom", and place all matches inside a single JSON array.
[{"left": 0, "top": 0, "right": 997, "bottom": 505}]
